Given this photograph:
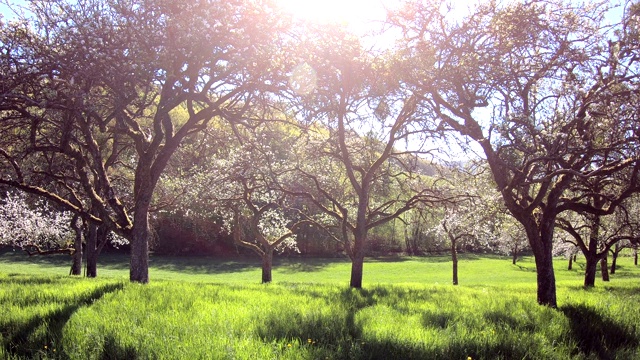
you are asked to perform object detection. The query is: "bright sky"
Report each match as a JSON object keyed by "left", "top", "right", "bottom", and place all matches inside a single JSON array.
[{"left": 277, "top": 0, "right": 399, "bottom": 29}]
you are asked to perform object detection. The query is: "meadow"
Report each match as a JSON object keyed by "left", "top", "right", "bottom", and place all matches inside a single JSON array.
[{"left": 1, "top": 251, "right": 639, "bottom": 359}]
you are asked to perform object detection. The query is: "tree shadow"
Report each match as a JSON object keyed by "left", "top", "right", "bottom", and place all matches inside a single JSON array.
[
  {"left": 561, "top": 304, "right": 638, "bottom": 359},
  {"left": 276, "top": 257, "right": 348, "bottom": 273},
  {"left": 148, "top": 256, "right": 259, "bottom": 274},
  {"left": 3, "top": 282, "right": 124, "bottom": 358},
  {"left": 514, "top": 264, "right": 537, "bottom": 272},
  {"left": 101, "top": 335, "right": 138, "bottom": 360}
]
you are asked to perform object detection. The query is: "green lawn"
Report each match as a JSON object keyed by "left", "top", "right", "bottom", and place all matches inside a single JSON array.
[{"left": 1, "top": 251, "right": 639, "bottom": 359}]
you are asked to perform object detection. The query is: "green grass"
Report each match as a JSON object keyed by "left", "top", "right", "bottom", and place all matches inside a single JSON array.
[{"left": 1, "top": 251, "right": 639, "bottom": 359}]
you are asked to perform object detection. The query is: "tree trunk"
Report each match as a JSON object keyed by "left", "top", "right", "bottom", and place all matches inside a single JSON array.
[
  {"left": 130, "top": 219, "right": 150, "bottom": 283},
  {"left": 262, "top": 249, "right": 273, "bottom": 283},
  {"left": 129, "top": 198, "right": 151, "bottom": 284},
  {"left": 534, "top": 251, "right": 557, "bottom": 307},
  {"left": 451, "top": 238, "right": 458, "bottom": 286},
  {"left": 512, "top": 243, "right": 518, "bottom": 265},
  {"left": 528, "top": 221, "right": 557, "bottom": 307},
  {"left": 350, "top": 253, "right": 365, "bottom": 288},
  {"left": 86, "top": 222, "right": 98, "bottom": 278},
  {"left": 70, "top": 216, "right": 82, "bottom": 276},
  {"left": 610, "top": 250, "right": 618, "bottom": 275},
  {"left": 635, "top": 249, "right": 638, "bottom": 266},
  {"left": 568, "top": 255, "right": 573, "bottom": 271},
  {"left": 584, "top": 256, "right": 598, "bottom": 287},
  {"left": 601, "top": 256, "right": 610, "bottom": 282}
]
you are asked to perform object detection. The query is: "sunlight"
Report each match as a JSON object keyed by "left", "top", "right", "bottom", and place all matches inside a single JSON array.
[{"left": 277, "top": 0, "right": 396, "bottom": 28}]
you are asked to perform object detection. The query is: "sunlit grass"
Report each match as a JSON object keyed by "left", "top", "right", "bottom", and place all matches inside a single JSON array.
[{"left": 1, "top": 251, "right": 639, "bottom": 359}]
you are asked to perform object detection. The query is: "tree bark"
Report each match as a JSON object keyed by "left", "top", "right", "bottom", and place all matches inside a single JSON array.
[
  {"left": 350, "top": 253, "right": 365, "bottom": 288},
  {"left": 635, "top": 249, "right": 638, "bottom": 266},
  {"left": 527, "top": 219, "right": 558, "bottom": 307},
  {"left": 86, "top": 222, "right": 98, "bottom": 278},
  {"left": 129, "top": 176, "right": 153, "bottom": 283},
  {"left": 534, "top": 249, "right": 557, "bottom": 307},
  {"left": 600, "top": 256, "right": 610, "bottom": 282},
  {"left": 262, "top": 249, "right": 273, "bottom": 283},
  {"left": 610, "top": 250, "right": 618, "bottom": 275},
  {"left": 70, "top": 216, "right": 82, "bottom": 276},
  {"left": 568, "top": 255, "right": 573, "bottom": 271},
  {"left": 584, "top": 257, "right": 598, "bottom": 287},
  {"left": 130, "top": 216, "right": 150, "bottom": 283},
  {"left": 512, "top": 243, "right": 518, "bottom": 265}
]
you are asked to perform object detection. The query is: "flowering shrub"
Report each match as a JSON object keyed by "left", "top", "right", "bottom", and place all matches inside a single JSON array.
[{"left": 0, "top": 192, "right": 73, "bottom": 249}]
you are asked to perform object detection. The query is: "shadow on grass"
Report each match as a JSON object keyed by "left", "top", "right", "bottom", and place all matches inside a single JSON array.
[
  {"left": 561, "top": 304, "right": 638, "bottom": 359},
  {"left": 255, "top": 286, "right": 541, "bottom": 360},
  {"left": 514, "top": 264, "right": 537, "bottom": 272},
  {"left": 149, "top": 256, "right": 260, "bottom": 274},
  {"left": 3, "top": 282, "right": 124, "bottom": 358},
  {"left": 101, "top": 335, "right": 138, "bottom": 360},
  {"left": 276, "top": 257, "right": 349, "bottom": 273},
  {"left": 0, "top": 251, "right": 131, "bottom": 271}
]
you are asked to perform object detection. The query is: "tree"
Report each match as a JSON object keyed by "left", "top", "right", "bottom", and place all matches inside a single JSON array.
[
  {"left": 212, "top": 134, "right": 306, "bottom": 283},
  {"left": 0, "top": 0, "right": 289, "bottom": 283},
  {"left": 271, "top": 23, "right": 447, "bottom": 288},
  {"left": 0, "top": 191, "right": 73, "bottom": 254},
  {"left": 393, "top": 0, "right": 640, "bottom": 306},
  {"left": 430, "top": 165, "right": 499, "bottom": 285},
  {"left": 557, "top": 194, "right": 640, "bottom": 286}
]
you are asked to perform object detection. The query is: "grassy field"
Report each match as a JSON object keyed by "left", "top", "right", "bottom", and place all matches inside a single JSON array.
[{"left": 1, "top": 251, "right": 639, "bottom": 359}]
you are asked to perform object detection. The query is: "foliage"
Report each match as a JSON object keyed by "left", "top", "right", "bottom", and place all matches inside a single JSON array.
[{"left": 0, "top": 192, "right": 74, "bottom": 251}]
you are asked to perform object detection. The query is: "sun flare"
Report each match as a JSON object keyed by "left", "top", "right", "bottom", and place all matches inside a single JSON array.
[{"left": 277, "top": 0, "right": 394, "bottom": 27}]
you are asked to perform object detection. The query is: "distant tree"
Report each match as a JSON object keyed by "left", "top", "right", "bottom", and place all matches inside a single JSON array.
[
  {"left": 557, "top": 194, "right": 640, "bottom": 286},
  {"left": 0, "top": 192, "right": 73, "bottom": 254},
  {"left": 430, "top": 165, "right": 499, "bottom": 285},
  {"left": 393, "top": 0, "right": 640, "bottom": 307}
]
